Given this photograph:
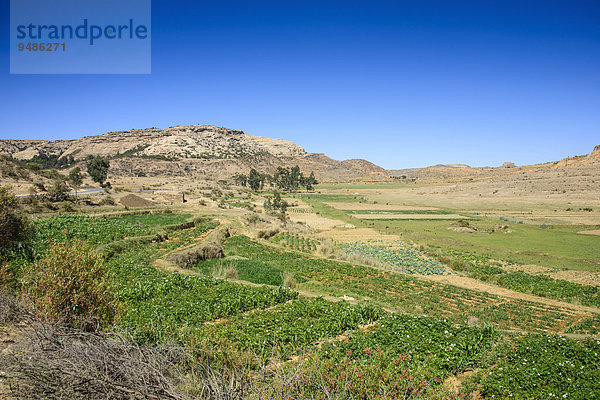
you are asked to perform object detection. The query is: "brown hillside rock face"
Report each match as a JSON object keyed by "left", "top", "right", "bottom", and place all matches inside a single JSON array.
[
  {"left": 0, "top": 125, "right": 390, "bottom": 182},
  {"left": 555, "top": 144, "right": 600, "bottom": 167}
]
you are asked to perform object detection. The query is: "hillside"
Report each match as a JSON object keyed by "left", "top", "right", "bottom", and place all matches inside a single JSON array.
[
  {"left": 0, "top": 125, "right": 388, "bottom": 182},
  {"left": 388, "top": 145, "right": 600, "bottom": 186}
]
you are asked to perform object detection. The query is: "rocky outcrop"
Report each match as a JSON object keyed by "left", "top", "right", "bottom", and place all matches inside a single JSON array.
[{"left": 0, "top": 125, "right": 389, "bottom": 181}]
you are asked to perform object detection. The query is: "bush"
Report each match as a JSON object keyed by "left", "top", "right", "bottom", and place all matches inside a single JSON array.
[
  {"left": 0, "top": 187, "right": 32, "bottom": 260},
  {"left": 257, "top": 228, "right": 279, "bottom": 239},
  {"left": 211, "top": 262, "right": 238, "bottom": 280},
  {"left": 24, "top": 240, "right": 117, "bottom": 330},
  {"left": 99, "top": 195, "right": 115, "bottom": 206},
  {"left": 167, "top": 242, "right": 224, "bottom": 268}
]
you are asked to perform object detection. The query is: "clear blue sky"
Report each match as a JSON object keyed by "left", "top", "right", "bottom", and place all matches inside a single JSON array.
[{"left": 1, "top": 0, "right": 599, "bottom": 169}]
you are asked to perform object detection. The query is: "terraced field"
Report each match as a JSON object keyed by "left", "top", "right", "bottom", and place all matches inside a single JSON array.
[{"left": 4, "top": 206, "right": 600, "bottom": 399}]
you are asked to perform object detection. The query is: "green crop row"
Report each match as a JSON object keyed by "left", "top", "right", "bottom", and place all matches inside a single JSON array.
[
  {"left": 320, "top": 314, "right": 496, "bottom": 390},
  {"left": 271, "top": 232, "right": 319, "bottom": 253},
  {"left": 223, "top": 235, "right": 591, "bottom": 334},
  {"left": 193, "top": 297, "right": 384, "bottom": 363},
  {"left": 340, "top": 241, "right": 452, "bottom": 275},
  {"left": 107, "top": 245, "right": 297, "bottom": 344},
  {"left": 33, "top": 214, "right": 152, "bottom": 250},
  {"left": 431, "top": 248, "right": 600, "bottom": 308},
  {"left": 480, "top": 334, "right": 600, "bottom": 400}
]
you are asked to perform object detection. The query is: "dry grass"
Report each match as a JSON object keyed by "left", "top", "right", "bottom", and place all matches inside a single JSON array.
[
  {"left": 210, "top": 262, "right": 238, "bottom": 280},
  {"left": 578, "top": 230, "right": 600, "bottom": 236},
  {"left": 280, "top": 271, "right": 298, "bottom": 289},
  {"left": 287, "top": 212, "right": 351, "bottom": 230}
]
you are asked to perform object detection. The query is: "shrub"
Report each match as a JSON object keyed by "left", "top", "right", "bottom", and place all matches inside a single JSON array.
[
  {"left": 211, "top": 262, "right": 238, "bottom": 280},
  {"left": 257, "top": 229, "right": 279, "bottom": 239},
  {"left": 281, "top": 271, "right": 298, "bottom": 289},
  {"left": 25, "top": 240, "right": 117, "bottom": 330},
  {"left": 99, "top": 195, "right": 115, "bottom": 206},
  {"left": 167, "top": 242, "right": 224, "bottom": 268},
  {"left": 0, "top": 187, "right": 32, "bottom": 260}
]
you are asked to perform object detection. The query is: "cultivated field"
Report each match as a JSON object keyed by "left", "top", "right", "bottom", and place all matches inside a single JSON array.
[{"left": 2, "top": 166, "right": 600, "bottom": 399}]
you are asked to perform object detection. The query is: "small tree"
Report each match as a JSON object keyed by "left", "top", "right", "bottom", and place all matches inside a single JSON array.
[
  {"left": 0, "top": 187, "right": 31, "bottom": 260},
  {"left": 87, "top": 156, "right": 110, "bottom": 188},
  {"left": 301, "top": 171, "right": 318, "bottom": 191},
  {"left": 68, "top": 167, "right": 83, "bottom": 197},
  {"left": 263, "top": 191, "right": 289, "bottom": 214},
  {"left": 248, "top": 168, "right": 262, "bottom": 192},
  {"left": 233, "top": 173, "right": 247, "bottom": 187},
  {"left": 48, "top": 180, "right": 70, "bottom": 202}
]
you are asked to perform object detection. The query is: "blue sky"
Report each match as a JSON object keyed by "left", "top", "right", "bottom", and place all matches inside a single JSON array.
[{"left": 1, "top": 0, "right": 599, "bottom": 169}]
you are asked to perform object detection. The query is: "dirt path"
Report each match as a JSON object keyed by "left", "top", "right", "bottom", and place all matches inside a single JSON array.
[
  {"left": 313, "top": 217, "right": 600, "bottom": 315},
  {"left": 424, "top": 274, "right": 599, "bottom": 314}
]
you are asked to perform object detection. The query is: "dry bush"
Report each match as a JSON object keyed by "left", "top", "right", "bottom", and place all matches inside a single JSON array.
[
  {"left": 280, "top": 271, "right": 298, "bottom": 289},
  {"left": 0, "top": 293, "right": 30, "bottom": 324},
  {"left": 0, "top": 322, "right": 189, "bottom": 399},
  {"left": 257, "top": 229, "right": 279, "bottom": 239},
  {"left": 167, "top": 242, "right": 224, "bottom": 269},
  {"left": 210, "top": 262, "right": 238, "bottom": 280},
  {"left": 317, "top": 239, "right": 338, "bottom": 258}
]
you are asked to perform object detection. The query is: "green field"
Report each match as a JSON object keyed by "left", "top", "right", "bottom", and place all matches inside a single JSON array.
[
  {"left": 4, "top": 209, "right": 599, "bottom": 399},
  {"left": 300, "top": 194, "right": 600, "bottom": 272}
]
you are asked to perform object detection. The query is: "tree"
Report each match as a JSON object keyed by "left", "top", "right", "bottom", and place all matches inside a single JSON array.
[
  {"left": 87, "top": 156, "right": 110, "bottom": 188},
  {"left": 248, "top": 168, "right": 262, "bottom": 192},
  {"left": 233, "top": 173, "right": 247, "bottom": 187},
  {"left": 301, "top": 171, "right": 318, "bottom": 191},
  {"left": 68, "top": 167, "right": 83, "bottom": 197},
  {"left": 0, "top": 187, "right": 31, "bottom": 260},
  {"left": 48, "top": 180, "right": 70, "bottom": 202},
  {"left": 263, "top": 191, "right": 289, "bottom": 214},
  {"left": 289, "top": 165, "right": 301, "bottom": 191}
]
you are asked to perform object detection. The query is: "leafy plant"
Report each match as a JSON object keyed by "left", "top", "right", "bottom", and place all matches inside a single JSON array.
[{"left": 24, "top": 240, "right": 117, "bottom": 330}]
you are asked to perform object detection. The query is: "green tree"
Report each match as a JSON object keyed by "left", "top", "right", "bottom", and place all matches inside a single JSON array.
[
  {"left": 0, "top": 187, "right": 31, "bottom": 260},
  {"left": 48, "top": 180, "right": 70, "bottom": 202},
  {"left": 68, "top": 167, "right": 83, "bottom": 197},
  {"left": 290, "top": 165, "right": 301, "bottom": 191},
  {"left": 233, "top": 173, "right": 247, "bottom": 187},
  {"left": 86, "top": 156, "right": 110, "bottom": 188},
  {"left": 263, "top": 191, "right": 289, "bottom": 214},
  {"left": 248, "top": 168, "right": 262, "bottom": 192},
  {"left": 301, "top": 171, "right": 318, "bottom": 191}
]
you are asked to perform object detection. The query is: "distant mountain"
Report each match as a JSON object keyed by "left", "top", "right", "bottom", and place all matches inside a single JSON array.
[
  {"left": 388, "top": 145, "right": 600, "bottom": 183},
  {"left": 554, "top": 145, "right": 600, "bottom": 167},
  {"left": 0, "top": 125, "right": 388, "bottom": 181}
]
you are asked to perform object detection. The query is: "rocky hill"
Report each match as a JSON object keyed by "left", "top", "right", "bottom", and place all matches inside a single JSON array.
[
  {"left": 388, "top": 145, "right": 599, "bottom": 183},
  {"left": 555, "top": 145, "right": 600, "bottom": 167},
  {"left": 0, "top": 125, "right": 388, "bottom": 181}
]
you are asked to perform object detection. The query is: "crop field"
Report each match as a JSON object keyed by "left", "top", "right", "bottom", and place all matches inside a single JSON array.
[
  {"left": 339, "top": 240, "right": 452, "bottom": 275},
  {"left": 271, "top": 232, "right": 319, "bottom": 252},
  {"left": 303, "top": 194, "right": 600, "bottom": 271},
  {"left": 352, "top": 213, "right": 467, "bottom": 220},
  {"left": 430, "top": 248, "right": 600, "bottom": 307},
  {"left": 217, "top": 235, "right": 595, "bottom": 334},
  {"left": 5, "top": 202, "right": 600, "bottom": 399}
]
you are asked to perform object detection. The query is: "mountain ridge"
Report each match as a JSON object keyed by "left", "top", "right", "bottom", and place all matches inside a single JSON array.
[{"left": 0, "top": 125, "right": 387, "bottom": 181}]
